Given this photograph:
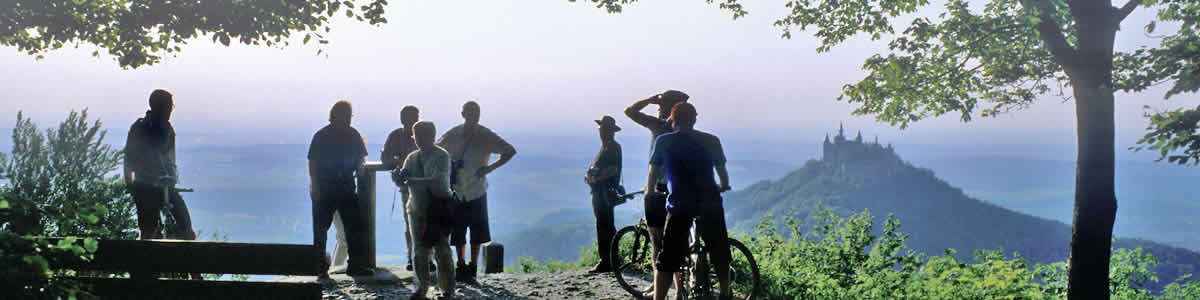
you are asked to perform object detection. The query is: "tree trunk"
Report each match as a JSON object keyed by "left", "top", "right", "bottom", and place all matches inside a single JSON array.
[
  {"left": 1065, "top": 4, "right": 1119, "bottom": 298},
  {"left": 1066, "top": 77, "right": 1117, "bottom": 300}
]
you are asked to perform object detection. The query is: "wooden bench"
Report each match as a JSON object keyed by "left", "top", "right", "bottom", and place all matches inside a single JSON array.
[{"left": 52, "top": 238, "right": 323, "bottom": 299}]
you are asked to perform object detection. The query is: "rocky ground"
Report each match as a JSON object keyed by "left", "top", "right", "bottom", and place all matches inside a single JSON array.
[{"left": 273, "top": 265, "right": 667, "bottom": 299}]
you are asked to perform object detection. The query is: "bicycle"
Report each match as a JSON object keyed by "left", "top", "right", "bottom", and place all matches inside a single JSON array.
[
  {"left": 158, "top": 175, "right": 194, "bottom": 239},
  {"left": 609, "top": 193, "right": 760, "bottom": 300}
]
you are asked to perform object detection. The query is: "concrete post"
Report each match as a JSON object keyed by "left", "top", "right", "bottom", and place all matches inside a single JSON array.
[
  {"left": 357, "top": 161, "right": 385, "bottom": 269},
  {"left": 483, "top": 242, "right": 504, "bottom": 274}
]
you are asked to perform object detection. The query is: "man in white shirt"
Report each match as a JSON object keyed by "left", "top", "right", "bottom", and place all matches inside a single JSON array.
[{"left": 437, "top": 101, "right": 517, "bottom": 283}]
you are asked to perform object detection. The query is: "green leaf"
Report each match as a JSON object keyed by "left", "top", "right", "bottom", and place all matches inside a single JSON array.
[{"left": 84, "top": 238, "right": 99, "bottom": 252}]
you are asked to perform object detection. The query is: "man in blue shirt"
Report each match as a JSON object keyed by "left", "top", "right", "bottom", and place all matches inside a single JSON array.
[{"left": 644, "top": 102, "right": 732, "bottom": 300}]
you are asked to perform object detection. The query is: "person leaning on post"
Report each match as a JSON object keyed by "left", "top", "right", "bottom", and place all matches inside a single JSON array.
[{"left": 308, "top": 100, "right": 373, "bottom": 279}]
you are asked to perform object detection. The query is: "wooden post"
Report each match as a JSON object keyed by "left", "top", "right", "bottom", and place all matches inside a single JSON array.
[
  {"left": 482, "top": 242, "right": 504, "bottom": 274},
  {"left": 357, "top": 161, "right": 385, "bottom": 269}
]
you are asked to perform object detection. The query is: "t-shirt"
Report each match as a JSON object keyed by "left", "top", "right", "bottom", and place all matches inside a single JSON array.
[
  {"left": 437, "top": 124, "right": 514, "bottom": 202},
  {"left": 307, "top": 124, "right": 368, "bottom": 185},
  {"left": 589, "top": 142, "right": 622, "bottom": 192},
  {"left": 381, "top": 127, "right": 417, "bottom": 171},
  {"left": 649, "top": 130, "right": 726, "bottom": 212},
  {"left": 124, "top": 115, "right": 177, "bottom": 186},
  {"left": 401, "top": 146, "right": 451, "bottom": 220}
]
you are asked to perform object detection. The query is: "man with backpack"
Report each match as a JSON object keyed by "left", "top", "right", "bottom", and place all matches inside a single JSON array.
[{"left": 123, "top": 89, "right": 198, "bottom": 243}]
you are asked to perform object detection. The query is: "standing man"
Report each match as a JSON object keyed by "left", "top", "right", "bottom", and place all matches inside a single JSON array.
[
  {"left": 308, "top": 100, "right": 372, "bottom": 278},
  {"left": 382, "top": 105, "right": 421, "bottom": 271},
  {"left": 437, "top": 100, "right": 517, "bottom": 284},
  {"left": 623, "top": 90, "right": 689, "bottom": 283},
  {"left": 124, "top": 89, "right": 198, "bottom": 243},
  {"left": 585, "top": 116, "right": 622, "bottom": 274},
  {"left": 645, "top": 102, "right": 733, "bottom": 300},
  {"left": 124, "top": 89, "right": 200, "bottom": 280},
  {"left": 400, "top": 120, "right": 456, "bottom": 300}
]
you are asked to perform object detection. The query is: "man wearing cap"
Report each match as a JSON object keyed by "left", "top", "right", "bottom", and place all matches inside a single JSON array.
[
  {"left": 437, "top": 100, "right": 517, "bottom": 283},
  {"left": 645, "top": 102, "right": 733, "bottom": 300},
  {"left": 585, "top": 115, "right": 623, "bottom": 274},
  {"left": 623, "top": 90, "right": 689, "bottom": 279}
]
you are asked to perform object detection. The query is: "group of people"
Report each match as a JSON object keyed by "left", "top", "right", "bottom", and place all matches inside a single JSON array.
[
  {"left": 122, "top": 90, "right": 516, "bottom": 300},
  {"left": 308, "top": 99, "right": 517, "bottom": 299},
  {"left": 122, "top": 88, "right": 733, "bottom": 300},
  {"left": 587, "top": 90, "right": 734, "bottom": 300}
]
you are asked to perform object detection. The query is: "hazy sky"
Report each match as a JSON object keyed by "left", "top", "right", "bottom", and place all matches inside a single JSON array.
[{"left": 0, "top": 0, "right": 1188, "bottom": 146}]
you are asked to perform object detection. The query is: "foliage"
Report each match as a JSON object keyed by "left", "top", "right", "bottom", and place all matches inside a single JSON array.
[
  {"left": 735, "top": 209, "right": 1200, "bottom": 299},
  {"left": 0, "top": 110, "right": 137, "bottom": 299},
  {"left": 567, "top": 0, "right": 747, "bottom": 19},
  {"left": 0, "top": 0, "right": 390, "bottom": 68},
  {"left": 1132, "top": 104, "right": 1200, "bottom": 166},
  {"left": 504, "top": 242, "right": 600, "bottom": 274},
  {"left": 0, "top": 110, "right": 136, "bottom": 239}
]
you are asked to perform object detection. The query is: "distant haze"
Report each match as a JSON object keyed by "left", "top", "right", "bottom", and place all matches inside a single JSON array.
[{"left": 0, "top": 0, "right": 1186, "bottom": 150}]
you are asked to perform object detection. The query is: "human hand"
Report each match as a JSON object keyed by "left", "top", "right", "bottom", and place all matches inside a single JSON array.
[
  {"left": 649, "top": 94, "right": 663, "bottom": 105},
  {"left": 720, "top": 185, "right": 732, "bottom": 193},
  {"left": 645, "top": 188, "right": 666, "bottom": 199}
]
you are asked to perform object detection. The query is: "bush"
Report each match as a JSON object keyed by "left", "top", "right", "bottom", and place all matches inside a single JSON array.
[{"left": 0, "top": 110, "right": 137, "bottom": 299}]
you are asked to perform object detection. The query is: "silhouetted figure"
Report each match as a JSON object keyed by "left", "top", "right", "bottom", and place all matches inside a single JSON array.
[
  {"left": 645, "top": 102, "right": 733, "bottom": 300},
  {"left": 123, "top": 89, "right": 198, "bottom": 242},
  {"left": 308, "top": 100, "right": 372, "bottom": 278},
  {"left": 382, "top": 105, "right": 421, "bottom": 271},
  {"left": 398, "top": 120, "right": 456, "bottom": 300},
  {"left": 436, "top": 100, "right": 517, "bottom": 283},
  {"left": 585, "top": 116, "right": 623, "bottom": 274},
  {"left": 624, "top": 90, "right": 688, "bottom": 292}
]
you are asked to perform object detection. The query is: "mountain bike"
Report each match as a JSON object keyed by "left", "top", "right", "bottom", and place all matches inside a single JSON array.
[
  {"left": 609, "top": 195, "right": 760, "bottom": 300},
  {"left": 158, "top": 175, "right": 194, "bottom": 239}
]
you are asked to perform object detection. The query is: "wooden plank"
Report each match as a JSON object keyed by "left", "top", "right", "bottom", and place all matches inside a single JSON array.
[
  {"left": 78, "top": 278, "right": 321, "bottom": 300},
  {"left": 52, "top": 238, "right": 322, "bottom": 276}
]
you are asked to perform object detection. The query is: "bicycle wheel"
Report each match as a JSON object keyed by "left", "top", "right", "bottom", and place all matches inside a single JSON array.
[
  {"left": 611, "top": 225, "right": 654, "bottom": 297},
  {"left": 694, "top": 238, "right": 760, "bottom": 300}
]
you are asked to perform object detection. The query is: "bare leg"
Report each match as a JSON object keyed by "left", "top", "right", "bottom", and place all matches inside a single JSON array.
[
  {"left": 434, "top": 237, "right": 456, "bottom": 295},
  {"left": 469, "top": 243, "right": 482, "bottom": 265},
  {"left": 645, "top": 226, "right": 664, "bottom": 293},
  {"left": 456, "top": 244, "right": 468, "bottom": 266},
  {"left": 653, "top": 269, "right": 672, "bottom": 300}
]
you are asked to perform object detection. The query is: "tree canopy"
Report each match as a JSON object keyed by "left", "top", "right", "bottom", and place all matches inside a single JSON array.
[{"left": 0, "top": 0, "right": 389, "bottom": 68}]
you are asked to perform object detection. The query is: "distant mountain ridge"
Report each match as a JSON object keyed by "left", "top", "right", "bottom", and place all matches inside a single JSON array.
[{"left": 723, "top": 132, "right": 1200, "bottom": 291}]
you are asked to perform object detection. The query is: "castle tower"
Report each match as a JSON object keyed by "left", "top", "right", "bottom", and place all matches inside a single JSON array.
[
  {"left": 855, "top": 130, "right": 863, "bottom": 143},
  {"left": 835, "top": 122, "right": 847, "bottom": 143},
  {"left": 823, "top": 134, "right": 834, "bottom": 161}
]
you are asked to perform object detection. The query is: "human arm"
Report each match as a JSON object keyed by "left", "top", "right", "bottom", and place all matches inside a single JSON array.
[
  {"left": 308, "top": 159, "right": 320, "bottom": 201},
  {"left": 645, "top": 164, "right": 665, "bottom": 198},
  {"left": 624, "top": 95, "right": 661, "bottom": 129},
  {"left": 476, "top": 128, "right": 517, "bottom": 177}
]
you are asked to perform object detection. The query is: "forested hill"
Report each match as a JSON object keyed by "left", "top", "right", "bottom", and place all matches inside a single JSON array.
[{"left": 723, "top": 157, "right": 1200, "bottom": 292}]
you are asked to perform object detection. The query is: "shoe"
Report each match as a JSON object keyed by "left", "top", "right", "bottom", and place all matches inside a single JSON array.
[
  {"left": 454, "top": 264, "right": 468, "bottom": 282},
  {"left": 586, "top": 263, "right": 612, "bottom": 274},
  {"left": 406, "top": 264, "right": 414, "bottom": 271}
]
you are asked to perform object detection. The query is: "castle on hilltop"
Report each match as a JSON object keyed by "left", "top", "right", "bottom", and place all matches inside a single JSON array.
[{"left": 822, "top": 123, "right": 899, "bottom": 165}]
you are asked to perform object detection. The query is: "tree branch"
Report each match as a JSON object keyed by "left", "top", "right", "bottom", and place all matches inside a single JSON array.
[
  {"left": 1020, "top": 0, "right": 1079, "bottom": 72},
  {"left": 1117, "top": 0, "right": 1141, "bottom": 22}
]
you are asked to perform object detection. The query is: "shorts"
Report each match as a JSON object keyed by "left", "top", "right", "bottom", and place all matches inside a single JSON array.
[
  {"left": 655, "top": 198, "right": 730, "bottom": 273},
  {"left": 645, "top": 183, "right": 669, "bottom": 228},
  {"left": 451, "top": 194, "right": 491, "bottom": 246}
]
